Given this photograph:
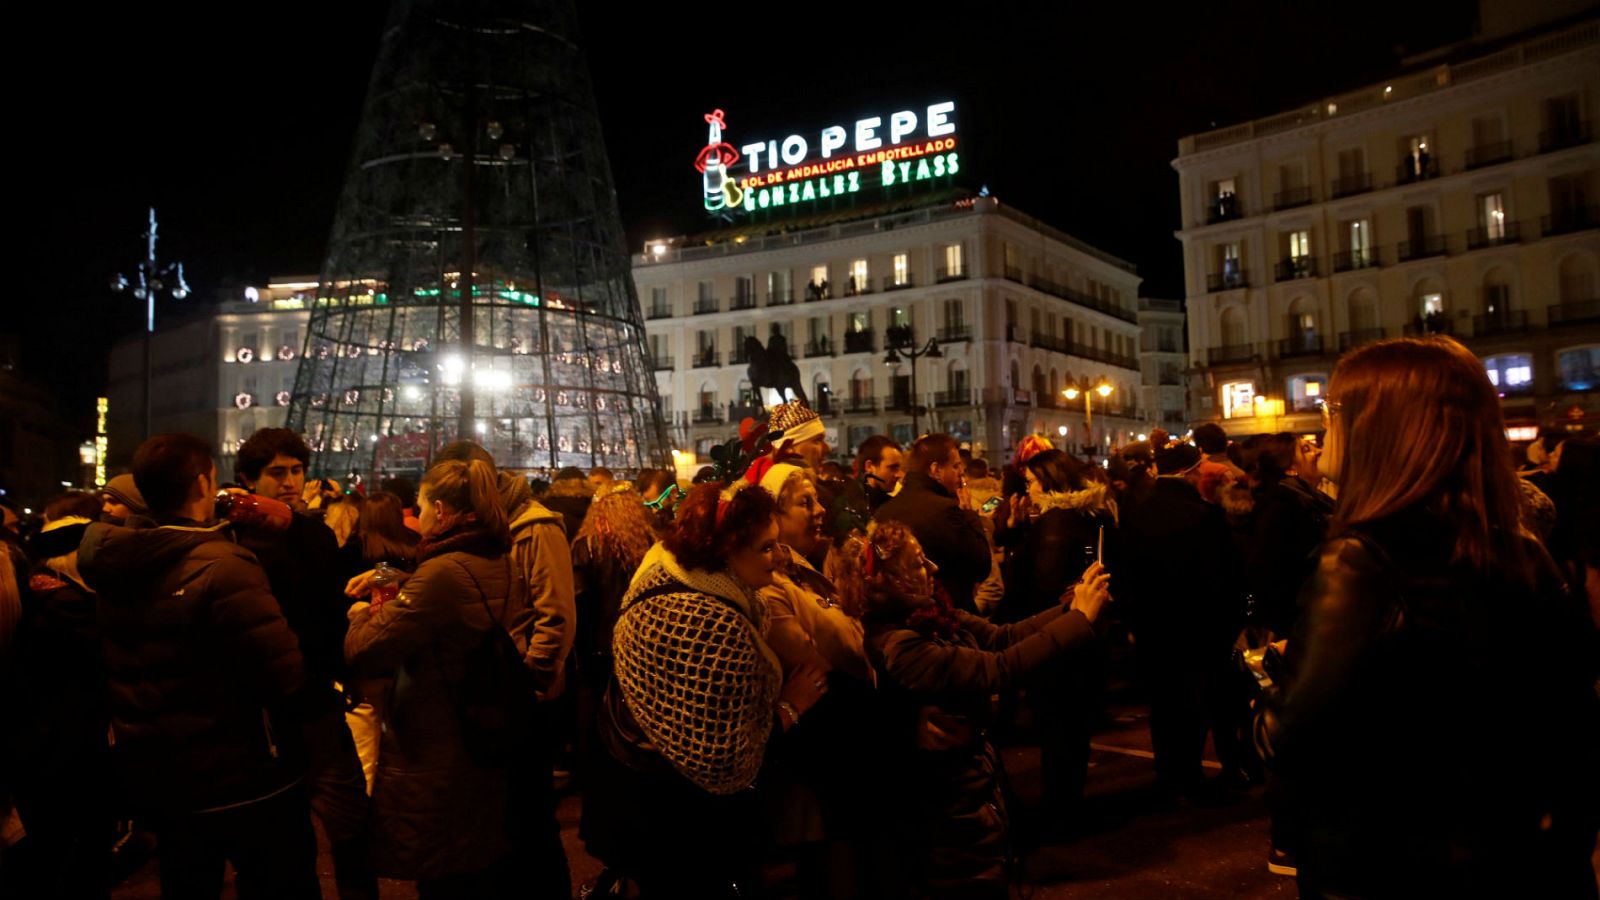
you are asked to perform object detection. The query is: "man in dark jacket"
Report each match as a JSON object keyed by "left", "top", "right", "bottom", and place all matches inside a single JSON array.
[
  {"left": 236, "top": 427, "right": 376, "bottom": 900},
  {"left": 78, "top": 433, "right": 318, "bottom": 898},
  {"left": 830, "top": 434, "right": 902, "bottom": 538},
  {"left": 1118, "top": 442, "right": 1248, "bottom": 798},
  {"left": 874, "top": 433, "right": 992, "bottom": 612}
]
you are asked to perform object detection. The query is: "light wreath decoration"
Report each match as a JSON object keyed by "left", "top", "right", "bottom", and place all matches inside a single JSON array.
[
  {"left": 236, "top": 347, "right": 254, "bottom": 364},
  {"left": 235, "top": 392, "right": 254, "bottom": 409}
]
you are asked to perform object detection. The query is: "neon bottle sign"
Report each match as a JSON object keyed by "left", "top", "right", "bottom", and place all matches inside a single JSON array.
[{"left": 693, "top": 101, "right": 960, "bottom": 216}]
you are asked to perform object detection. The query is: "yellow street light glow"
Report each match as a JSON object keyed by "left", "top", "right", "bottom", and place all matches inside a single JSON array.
[
  {"left": 1096, "top": 383, "right": 1113, "bottom": 397},
  {"left": 1063, "top": 387, "right": 1080, "bottom": 400}
]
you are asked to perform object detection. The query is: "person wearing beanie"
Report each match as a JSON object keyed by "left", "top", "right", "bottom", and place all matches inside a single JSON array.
[
  {"left": 767, "top": 400, "right": 831, "bottom": 470},
  {"left": 100, "top": 474, "right": 150, "bottom": 523},
  {"left": 1119, "top": 438, "right": 1249, "bottom": 799}
]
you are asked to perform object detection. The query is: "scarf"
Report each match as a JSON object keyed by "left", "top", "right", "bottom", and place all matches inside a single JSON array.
[
  {"left": 415, "top": 522, "right": 506, "bottom": 564},
  {"left": 903, "top": 582, "right": 963, "bottom": 640}
]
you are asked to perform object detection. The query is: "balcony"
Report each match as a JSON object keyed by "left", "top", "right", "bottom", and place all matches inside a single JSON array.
[
  {"left": 1539, "top": 122, "right": 1592, "bottom": 154},
  {"left": 1030, "top": 276, "right": 1140, "bottom": 324},
  {"left": 1277, "top": 335, "right": 1326, "bottom": 358},
  {"left": 1003, "top": 265, "right": 1023, "bottom": 283},
  {"left": 1273, "top": 185, "right": 1314, "bottom": 210},
  {"left": 729, "top": 293, "right": 757, "bottom": 311},
  {"left": 804, "top": 339, "right": 834, "bottom": 358},
  {"left": 730, "top": 346, "right": 751, "bottom": 365},
  {"left": 1208, "top": 344, "right": 1256, "bottom": 365},
  {"left": 882, "top": 274, "right": 915, "bottom": 292},
  {"left": 646, "top": 305, "right": 673, "bottom": 320},
  {"left": 1206, "top": 195, "right": 1243, "bottom": 224},
  {"left": 1030, "top": 333, "right": 1070, "bottom": 353},
  {"left": 1330, "top": 173, "right": 1373, "bottom": 198},
  {"left": 1396, "top": 236, "right": 1448, "bottom": 262},
  {"left": 1395, "top": 157, "right": 1440, "bottom": 185},
  {"left": 1466, "top": 222, "right": 1522, "bottom": 251},
  {"left": 1403, "top": 317, "right": 1453, "bottom": 337},
  {"left": 844, "top": 397, "right": 878, "bottom": 415},
  {"left": 1206, "top": 270, "right": 1249, "bottom": 292},
  {"left": 693, "top": 297, "right": 721, "bottom": 315},
  {"left": 1472, "top": 310, "right": 1529, "bottom": 336},
  {"left": 934, "top": 389, "right": 972, "bottom": 407},
  {"left": 766, "top": 289, "right": 794, "bottom": 307},
  {"left": 729, "top": 404, "right": 763, "bottom": 423},
  {"left": 691, "top": 350, "right": 721, "bottom": 368},
  {"left": 692, "top": 409, "right": 723, "bottom": 425},
  {"left": 843, "top": 330, "right": 876, "bottom": 354},
  {"left": 1338, "top": 328, "right": 1386, "bottom": 351},
  {"left": 650, "top": 355, "right": 674, "bottom": 371},
  {"left": 1464, "top": 141, "right": 1514, "bottom": 170},
  {"left": 1542, "top": 206, "right": 1600, "bottom": 237},
  {"left": 936, "top": 266, "right": 968, "bottom": 283},
  {"left": 937, "top": 325, "right": 972, "bottom": 343},
  {"left": 1332, "top": 248, "right": 1380, "bottom": 272},
  {"left": 882, "top": 394, "right": 913, "bottom": 413},
  {"left": 803, "top": 284, "right": 830, "bottom": 302},
  {"left": 1548, "top": 299, "right": 1600, "bottom": 326},
  {"left": 843, "top": 279, "right": 873, "bottom": 297},
  {"left": 1035, "top": 392, "right": 1059, "bottom": 409},
  {"left": 1275, "top": 256, "right": 1318, "bottom": 282}
]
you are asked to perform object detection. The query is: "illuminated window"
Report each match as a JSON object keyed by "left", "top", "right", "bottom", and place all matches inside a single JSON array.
[
  {"left": 1483, "top": 354, "right": 1533, "bottom": 391},
  {"left": 1288, "top": 230, "right": 1310, "bottom": 260},
  {"left": 849, "top": 259, "right": 869, "bottom": 295},
  {"left": 891, "top": 307, "right": 911, "bottom": 327},
  {"left": 1557, "top": 345, "right": 1599, "bottom": 390},
  {"left": 811, "top": 265, "right": 828, "bottom": 287},
  {"left": 1221, "top": 380, "right": 1256, "bottom": 419},
  {"left": 849, "top": 312, "right": 870, "bottom": 333},
  {"left": 943, "top": 244, "right": 963, "bottom": 277},
  {"left": 1479, "top": 192, "right": 1506, "bottom": 240},
  {"left": 893, "top": 253, "right": 909, "bottom": 286},
  {"left": 1420, "top": 293, "right": 1444, "bottom": 317},
  {"left": 1213, "top": 178, "right": 1236, "bottom": 201},
  {"left": 1288, "top": 374, "right": 1328, "bottom": 412}
]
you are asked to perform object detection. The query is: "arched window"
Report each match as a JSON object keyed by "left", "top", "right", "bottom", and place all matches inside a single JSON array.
[
  {"left": 1347, "top": 287, "right": 1379, "bottom": 335},
  {"left": 1287, "top": 296, "right": 1319, "bottom": 353},
  {"left": 1482, "top": 353, "right": 1533, "bottom": 393},
  {"left": 812, "top": 372, "right": 832, "bottom": 413},
  {"left": 1032, "top": 364, "right": 1046, "bottom": 399},
  {"left": 849, "top": 367, "right": 873, "bottom": 404}
]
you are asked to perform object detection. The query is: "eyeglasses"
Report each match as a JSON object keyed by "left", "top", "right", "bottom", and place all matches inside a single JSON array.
[{"left": 1320, "top": 400, "right": 1343, "bottom": 430}]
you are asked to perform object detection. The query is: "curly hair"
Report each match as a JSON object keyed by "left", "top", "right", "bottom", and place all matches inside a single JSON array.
[
  {"left": 663, "top": 482, "right": 777, "bottom": 573},
  {"left": 576, "top": 485, "right": 656, "bottom": 577},
  {"left": 829, "top": 521, "right": 927, "bottom": 619}
]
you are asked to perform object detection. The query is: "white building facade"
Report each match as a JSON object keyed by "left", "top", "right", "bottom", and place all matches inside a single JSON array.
[
  {"left": 634, "top": 197, "right": 1147, "bottom": 463},
  {"left": 1138, "top": 297, "right": 1189, "bottom": 433},
  {"left": 107, "top": 279, "right": 315, "bottom": 479},
  {"left": 1173, "top": 17, "right": 1599, "bottom": 437}
]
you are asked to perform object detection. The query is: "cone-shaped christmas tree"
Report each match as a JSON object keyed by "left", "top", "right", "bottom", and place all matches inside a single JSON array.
[{"left": 288, "top": 0, "right": 667, "bottom": 480}]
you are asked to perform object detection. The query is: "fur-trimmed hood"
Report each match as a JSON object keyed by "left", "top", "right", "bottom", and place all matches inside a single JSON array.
[{"left": 1033, "top": 482, "right": 1119, "bottom": 524}]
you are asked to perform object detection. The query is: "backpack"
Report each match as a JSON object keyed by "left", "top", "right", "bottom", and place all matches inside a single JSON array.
[{"left": 449, "top": 558, "right": 538, "bottom": 767}]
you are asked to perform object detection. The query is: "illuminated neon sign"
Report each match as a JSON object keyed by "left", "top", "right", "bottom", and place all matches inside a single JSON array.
[
  {"left": 94, "top": 397, "right": 107, "bottom": 487},
  {"left": 694, "top": 101, "right": 961, "bottom": 216}
]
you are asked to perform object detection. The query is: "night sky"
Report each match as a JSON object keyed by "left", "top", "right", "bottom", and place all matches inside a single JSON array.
[{"left": 13, "top": 0, "right": 1481, "bottom": 433}]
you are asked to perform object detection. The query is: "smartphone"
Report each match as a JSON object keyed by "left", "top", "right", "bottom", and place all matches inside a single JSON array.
[
  {"left": 980, "top": 495, "right": 1002, "bottom": 514},
  {"left": 1097, "top": 525, "right": 1105, "bottom": 565}
]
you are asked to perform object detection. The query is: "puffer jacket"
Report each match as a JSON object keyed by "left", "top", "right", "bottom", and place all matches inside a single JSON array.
[
  {"left": 78, "top": 518, "right": 306, "bottom": 815},
  {"left": 344, "top": 530, "right": 532, "bottom": 880},
  {"left": 1258, "top": 516, "right": 1600, "bottom": 899},
  {"left": 998, "top": 484, "right": 1118, "bottom": 622},
  {"left": 865, "top": 601, "right": 1094, "bottom": 898}
]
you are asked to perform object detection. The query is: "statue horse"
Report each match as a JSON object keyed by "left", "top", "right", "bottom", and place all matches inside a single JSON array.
[{"left": 745, "top": 334, "right": 808, "bottom": 409}]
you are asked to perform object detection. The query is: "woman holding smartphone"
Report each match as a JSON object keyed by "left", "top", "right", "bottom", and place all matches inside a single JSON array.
[{"left": 839, "top": 522, "right": 1111, "bottom": 900}]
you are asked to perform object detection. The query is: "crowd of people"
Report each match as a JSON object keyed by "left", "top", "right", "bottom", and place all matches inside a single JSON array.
[{"left": 0, "top": 334, "right": 1596, "bottom": 899}]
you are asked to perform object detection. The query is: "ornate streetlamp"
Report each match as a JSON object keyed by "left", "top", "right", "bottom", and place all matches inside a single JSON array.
[
  {"left": 109, "top": 208, "right": 190, "bottom": 438},
  {"left": 884, "top": 323, "right": 942, "bottom": 438}
]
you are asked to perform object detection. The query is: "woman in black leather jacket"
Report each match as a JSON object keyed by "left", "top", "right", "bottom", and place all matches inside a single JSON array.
[{"left": 1258, "top": 336, "right": 1599, "bottom": 899}]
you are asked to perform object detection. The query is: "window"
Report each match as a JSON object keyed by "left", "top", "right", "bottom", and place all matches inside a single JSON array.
[
  {"left": 1346, "top": 219, "right": 1371, "bottom": 254},
  {"left": 810, "top": 264, "right": 829, "bottom": 287},
  {"left": 849, "top": 259, "right": 869, "bottom": 294},
  {"left": 1005, "top": 299, "right": 1018, "bottom": 329},
  {"left": 1483, "top": 354, "right": 1533, "bottom": 391},
  {"left": 1471, "top": 115, "right": 1504, "bottom": 148},
  {"left": 1559, "top": 255, "right": 1598, "bottom": 303},
  {"left": 1544, "top": 94, "right": 1582, "bottom": 146},
  {"left": 892, "top": 253, "right": 909, "bottom": 286},
  {"left": 1287, "top": 374, "right": 1327, "bottom": 412},
  {"left": 696, "top": 330, "right": 715, "bottom": 352},
  {"left": 767, "top": 269, "right": 791, "bottom": 300},
  {"left": 650, "top": 287, "right": 668, "bottom": 312},
  {"left": 1556, "top": 345, "right": 1599, "bottom": 390},
  {"left": 849, "top": 370, "right": 873, "bottom": 402},
  {"left": 849, "top": 312, "right": 870, "bottom": 333},
  {"left": 1030, "top": 308, "right": 1040, "bottom": 339},
  {"left": 698, "top": 386, "right": 718, "bottom": 413},
  {"left": 942, "top": 299, "right": 965, "bottom": 328},
  {"left": 891, "top": 306, "right": 911, "bottom": 328},
  {"left": 807, "top": 317, "right": 827, "bottom": 341},
  {"left": 648, "top": 334, "right": 665, "bottom": 361},
  {"left": 1479, "top": 192, "right": 1506, "bottom": 240},
  {"left": 1406, "top": 206, "right": 1431, "bottom": 243},
  {"left": 1219, "top": 242, "right": 1241, "bottom": 278},
  {"left": 1003, "top": 243, "right": 1018, "bottom": 270},
  {"left": 1212, "top": 177, "right": 1236, "bottom": 201},
  {"left": 769, "top": 321, "right": 792, "bottom": 345},
  {"left": 1221, "top": 380, "right": 1256, "bottom": 419},
  {"left": 1220, "top": 306, "right": 1248, "bottom": 347},
  {"left": 1401, "top": 134, "right": 1433, "bottom": 179},
  {"left": 1336, "top": 147, "right": 1365, "bottom": 181},
  {"left": 734, "top": 276, "right": 753, "bottom": 303},
  {"left": 948, "top": 363, "right": 969, "bottom": 393},
  {"left": 943, "top": 243, "right": 963, "bottom": 277},
  {"left": 1287, "top": 230, "right": 1310, "bottom": 259},
  {"left": 848, "top": 425, "right": 875, "bottom": 449},
  {"left": 1420, "top": 293, "right": 1444, "bottom": 317},
  {"left": 697, "top": 281, "right": 714, "bottom": 302}
]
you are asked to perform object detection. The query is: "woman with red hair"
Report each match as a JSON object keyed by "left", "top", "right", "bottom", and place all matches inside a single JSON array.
[{"left": 585, "top": 481, "right": 828, "bottom": 898}]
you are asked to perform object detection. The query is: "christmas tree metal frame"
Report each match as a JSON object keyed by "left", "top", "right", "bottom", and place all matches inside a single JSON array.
[{"left": 288, "top": 0, "right": 668, "bottom": 482}]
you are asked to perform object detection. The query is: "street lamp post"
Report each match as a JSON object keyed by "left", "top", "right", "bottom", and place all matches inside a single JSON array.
[
  {"left": 884, "top": 323, "right": 942, "bottom": 439},
  {"left": 1062, "top": 376, "right": 1113, "bottom": 456},
  {"left": 109, "top": 208, "right": 190, "bottom": 439}
]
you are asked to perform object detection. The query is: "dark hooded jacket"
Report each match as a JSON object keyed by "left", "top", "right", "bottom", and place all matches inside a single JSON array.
[
  {"left": 874, "top": 472, "right": 993, "bottom": 612},
  {"left": 78, "top": 518, "right": 306, "bottom": 815}
]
